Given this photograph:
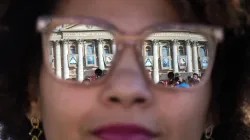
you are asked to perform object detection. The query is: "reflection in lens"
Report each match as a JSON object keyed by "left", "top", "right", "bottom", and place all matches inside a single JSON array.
[
  {"left": 144, "top": 32, "right": 209, "bottom": 88},
  {"left": 47, "top": 24, "right": 210, "bottom": 88},
  {"left": 48, "top": 24, "right": 114, "bottom": 82}
]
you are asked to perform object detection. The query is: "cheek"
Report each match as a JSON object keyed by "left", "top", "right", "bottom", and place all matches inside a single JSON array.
[
  {"left": 156, "top": 84, "right": 211, "bottom": 135},
  {"left": 39, "top": 68, "right": 97, "bottom": 137}
]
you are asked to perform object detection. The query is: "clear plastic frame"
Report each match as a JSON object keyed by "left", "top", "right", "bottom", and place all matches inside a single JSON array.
[{"left": 36, "top": 16, "right": 224, "bottom": 90}]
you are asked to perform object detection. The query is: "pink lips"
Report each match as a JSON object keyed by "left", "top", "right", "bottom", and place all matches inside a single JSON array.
[{"left": 92, "top": 124, "right": 158, "bottom": 140}]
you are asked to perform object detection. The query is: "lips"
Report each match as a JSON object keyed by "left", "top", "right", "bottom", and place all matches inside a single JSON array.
[{"left": 91, "top": 124, "right": 158, "bottom": 140}]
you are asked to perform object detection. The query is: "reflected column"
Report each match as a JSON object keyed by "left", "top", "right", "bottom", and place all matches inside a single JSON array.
[
  {"left": 173, "top": 40, "right": 179, "bottom": 73},
  {"left": 77, "top": 40, "right": 84, "bottom": 81},
  {"left": 186, "top": 40, "right": 193, "bottom": 72},
  {"left": 192, "top": 41, "right": 199, "bottom": 73},
  {"left": 112, "top": 39, "right": 116, "bottom": 54},
  {"left": 63, "top": 40, "right": 69, "bottom": 79},
  {"left": 98, "top": 39, "right": 105, "bottom": 70},
  {"left": 153, "top": 40, "right": 159, "bottom": 83},
  {"left": 55, "top": 41, "right": 62, "bottom": 78}
]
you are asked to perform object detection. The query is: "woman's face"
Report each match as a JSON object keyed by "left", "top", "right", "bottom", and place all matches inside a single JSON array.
[{"left": 38, "top": 0, "right": 212, "bottom": 140}]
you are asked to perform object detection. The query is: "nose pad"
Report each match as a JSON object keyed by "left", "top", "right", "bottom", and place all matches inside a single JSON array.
[{"left": 100, "top": 47, "right": 153, "bottom": 108}]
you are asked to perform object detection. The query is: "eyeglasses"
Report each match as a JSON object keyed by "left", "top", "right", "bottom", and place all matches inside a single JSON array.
[{"left": 37, "top": 16, "right": 223, "bottom": 89}]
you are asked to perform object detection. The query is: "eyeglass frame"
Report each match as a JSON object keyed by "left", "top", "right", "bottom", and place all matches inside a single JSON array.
[{"left": 36, "top": 16, "right": 224, "bottom": 91}]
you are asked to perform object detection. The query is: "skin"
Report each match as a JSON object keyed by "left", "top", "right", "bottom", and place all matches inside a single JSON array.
[
  {"left": 34, "top": 0, "right": 212, "bottom": 139},
  {"left": 193, "top": 75, "right": 198, "bottom": 80}
]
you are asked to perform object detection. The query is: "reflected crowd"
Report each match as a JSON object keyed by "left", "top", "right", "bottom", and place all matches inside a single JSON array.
[
  {"left": 70, "top": 68, "right": 201, "bottom": 88},
  {"left": 157, "top": 72, "right": 200, "bottom": 88}
]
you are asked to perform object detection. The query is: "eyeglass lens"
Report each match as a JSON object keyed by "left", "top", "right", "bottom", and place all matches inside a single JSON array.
[{"left": 46, "top": 23, "right": 211, "bottom": 88}]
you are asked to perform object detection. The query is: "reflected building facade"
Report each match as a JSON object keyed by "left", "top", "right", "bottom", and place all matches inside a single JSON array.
[{"left": 49, "top": 24, "right": 209, "bottom": 83}]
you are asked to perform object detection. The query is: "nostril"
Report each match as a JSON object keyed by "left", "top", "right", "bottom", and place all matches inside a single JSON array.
[
  {"left": 109, "top": 96, "right": 120, "bottom": 103},
  {"left": 134, "top": 97, "right": 146, "bottom": 104}
]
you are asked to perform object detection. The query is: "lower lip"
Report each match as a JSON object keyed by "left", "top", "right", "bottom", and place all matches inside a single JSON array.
[
  {"left": 92, "top": 125, "right": 155, "bottom": 140},
  {"left": 98, "top": 133, "right": 152, "bottom": 140}
]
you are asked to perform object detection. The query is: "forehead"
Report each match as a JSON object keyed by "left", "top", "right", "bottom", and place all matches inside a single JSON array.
[{"left": 54, "top": 0, "right": 181, "bottom": 32}]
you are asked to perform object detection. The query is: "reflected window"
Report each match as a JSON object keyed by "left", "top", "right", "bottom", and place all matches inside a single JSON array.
[
  {"left": 178, "top": 46, "right": 186, "bottom": 56},
  {"left": 69, "top": 56, "right": 77, "bottom": 64},
  {"left": 162, "top": 46, "right": 169, "bottom": 56},
  {"left": 87, "top": 56, "right": 95, "bottom": 65},
  {"left": 199, "top": 47, "right": 207, "bottom": 57},
  {"left": 104, "top": 45, "right": 111, "bottom": 54},
  {"left": 145, "top": 46, "right": 152, "bottom": 56},
  {"left": 87, "top": 44, "right": 95, "bottom": 55},
  {"left": 70, "top": 46, "right": 77, "bottom": 54}
]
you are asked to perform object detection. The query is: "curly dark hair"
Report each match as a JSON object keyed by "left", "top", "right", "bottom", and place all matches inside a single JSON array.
[{"left": 0, "top": 0, "right": 249, "bottom": 140}]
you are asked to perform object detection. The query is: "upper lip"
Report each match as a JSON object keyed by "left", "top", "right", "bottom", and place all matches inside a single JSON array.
[{"left": 91, "top": 123, "right": 159, "bottom": 139}]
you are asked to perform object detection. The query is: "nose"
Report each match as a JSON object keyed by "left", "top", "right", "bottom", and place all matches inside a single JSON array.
[{"left": 100, "top": 47, "right": 153, "bottom": 108}]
